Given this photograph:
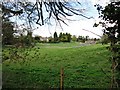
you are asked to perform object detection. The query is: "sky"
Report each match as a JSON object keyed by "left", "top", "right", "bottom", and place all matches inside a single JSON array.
[
  {"left": 32, "top": 0, "right": 110, "bottom": 39},
  {"left": 7, "top": 0, "right": 110, "bottom": 38}
]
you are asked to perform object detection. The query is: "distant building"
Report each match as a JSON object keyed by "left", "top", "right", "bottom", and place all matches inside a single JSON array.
[{"left": 39, "top": 37, "right": 49, "bottom": 42}]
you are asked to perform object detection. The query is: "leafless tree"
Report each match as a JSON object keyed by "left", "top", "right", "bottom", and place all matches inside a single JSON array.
[{"left": 1, "top": 0, "right": 93, "bottom": 27}]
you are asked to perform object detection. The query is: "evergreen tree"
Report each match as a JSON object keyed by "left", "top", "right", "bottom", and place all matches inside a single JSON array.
[{"left": 54, "top": 32, "right": 58, "bottom": 43}]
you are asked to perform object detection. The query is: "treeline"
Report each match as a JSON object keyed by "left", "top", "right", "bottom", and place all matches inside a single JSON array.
[
  {"left": 2, "top": 18, "right": 34, "bottom": 47},
  {"left": 49, "top": 32, "right": 71, "bottom": 43},
  {"left": 34, "top": 31, "right": 99, "bottom": 43},
  {"left": 2, "top": 18, "right": 101, "bottom": 48}
]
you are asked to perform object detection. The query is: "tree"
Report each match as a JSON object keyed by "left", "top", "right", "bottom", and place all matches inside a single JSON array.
[
  {"left": 77, "top": 35, "right": 85, "bottom": 43},
  {"left": 59, "top": 32, "right": 63, "bottom": 42},
  {"left": 53, "top": 31, "right": 58, "bottom": 43},
  {"left": 1, "top": 1, "right": 92, "bottom": 27},
  {"left": 58, "top": 32, "right": 71, "bottom": 42},
  {"left": 96, "top": 1, "right": 120, "bottom": 88},
  {"left": 24, "top": 31, "right": 34, "bottom": 46},
  {"left": 2, "top": 18, "right": 15, "bottom": 45},
  {"left": 66, "top": 33, "right": 71, "bottom": 42},
  {"left": 48, "top": 36, "right": 54, "bottom": 43},
  {"left": 34, "top": 36, "right": 40, "bottom": 42},
  {"left": 77, "top": 36, "right": 82, "bottom": 41},
  {"left": 60, "top": 33, "right": 67, "bottom": 42},
  {"left": 72, "top": 35, "right": 77, "bottom": 42},
  {"left": 85, "top": 36, "right": 89, "bottom": 41},
  {"left": 100, "top": 34, "right": 109, "bottom": 44}
]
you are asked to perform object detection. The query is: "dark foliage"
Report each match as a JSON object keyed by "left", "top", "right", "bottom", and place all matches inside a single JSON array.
[
  {"left": 96, "top": 1, "right": 120, "bottom": 88},
  {"left": 2, "top": 18, "right": 15, "bottom": 45}
]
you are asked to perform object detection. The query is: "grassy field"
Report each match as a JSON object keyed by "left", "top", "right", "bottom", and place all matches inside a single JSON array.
[{"left": 2, "top": 42, "right": 112, "bottom": 88}]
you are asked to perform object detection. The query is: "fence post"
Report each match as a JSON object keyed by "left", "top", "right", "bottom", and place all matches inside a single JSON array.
[{"left": 60, "top": 67, "right": 64, "bottom": 90}]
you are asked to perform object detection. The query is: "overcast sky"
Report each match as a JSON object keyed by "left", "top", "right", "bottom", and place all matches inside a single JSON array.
[{"left": 32, "top": 0, "right": 110, "bottom": 38}]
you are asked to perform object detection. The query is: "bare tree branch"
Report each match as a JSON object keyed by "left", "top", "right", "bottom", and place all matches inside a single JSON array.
[{"left": 2, "top": 1, "right": 93, "bottom": 27}]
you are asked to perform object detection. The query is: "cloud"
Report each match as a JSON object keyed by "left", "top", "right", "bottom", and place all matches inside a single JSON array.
[{"left": 90, "top": 0, "right": 110, "bottom": 6}]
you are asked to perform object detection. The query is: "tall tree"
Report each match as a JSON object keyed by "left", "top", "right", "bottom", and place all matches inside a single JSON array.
[
  {"left": 67, "top": 33, "right": 71, "bottom": 42},
  {"left": 53, "top": 31, "right": 58, "bottom": 43},
  {"left": 2, "top": 18, "right": 14, "bottom": 45},
  {"left": 96, "top": 1, "right": 120, "bottom": 88}
]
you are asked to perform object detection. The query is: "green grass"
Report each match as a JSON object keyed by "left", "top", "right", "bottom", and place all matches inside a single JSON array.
[{"left": 2, "top": 43, "right": 112, "bottom": 88}]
